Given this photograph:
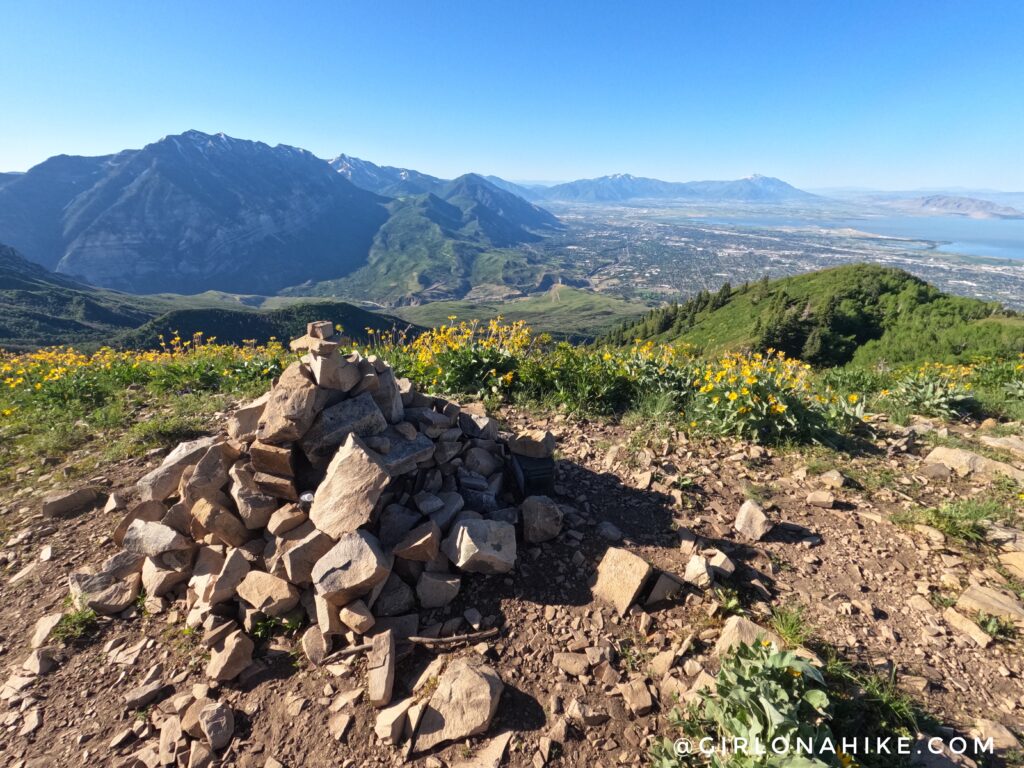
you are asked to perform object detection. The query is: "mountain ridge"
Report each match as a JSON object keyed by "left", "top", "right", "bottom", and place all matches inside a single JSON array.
[
  {"left": 534, "top": 172, "right": 821, "bottom": 203},
  {"left": 0, "top": 132, "right": 560, "bottom": 301}
]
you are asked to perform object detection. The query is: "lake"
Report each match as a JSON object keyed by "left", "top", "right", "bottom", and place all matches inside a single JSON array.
[{"left": 695, "top": 212, "right": 1024, "bottom": 261}]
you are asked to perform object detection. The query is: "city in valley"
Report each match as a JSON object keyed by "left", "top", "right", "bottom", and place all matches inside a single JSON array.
[{"left": 519, "top": 202, "right": 1024, "bottom": 310}]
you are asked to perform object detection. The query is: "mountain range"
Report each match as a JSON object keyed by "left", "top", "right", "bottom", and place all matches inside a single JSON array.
[
  {"left": 0, "top": 131, "right": 560, "bottom": 300},
  {"left": 528, "top": 173, "right": 820, "bottom": 204},
  {"left": 881, "top": 195, "right": 1024, "bottom": 219},
  {"left": 0, "top": 130, "right": 822, "bottom": 311}
]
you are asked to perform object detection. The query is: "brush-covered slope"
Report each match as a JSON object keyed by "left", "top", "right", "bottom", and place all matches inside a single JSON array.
[
  {"left": 0, "top": 243, "right": 164, "bottom": 348},
  {"left": 394, "top": 285, "right": 648, "bottom": 342},
  {"left": 607, "top": 264, "right": 1024, "bottom": 366},
  {"left": 118, "top": 301, "right": 413, "bottom": 349}
]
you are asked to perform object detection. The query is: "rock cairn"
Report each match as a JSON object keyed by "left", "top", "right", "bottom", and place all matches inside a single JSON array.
[{"left": 61, "top": 321, "right": 561, "bottom": 757}]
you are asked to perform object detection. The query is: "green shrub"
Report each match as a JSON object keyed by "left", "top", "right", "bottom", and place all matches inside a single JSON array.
[{"left": 651, "top": 641, "right": 840, "bottom": 768}]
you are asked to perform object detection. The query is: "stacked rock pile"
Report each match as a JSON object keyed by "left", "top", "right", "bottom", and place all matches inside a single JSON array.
[{"left": 58, "top": 321, "right": 562, "bottom": 757}]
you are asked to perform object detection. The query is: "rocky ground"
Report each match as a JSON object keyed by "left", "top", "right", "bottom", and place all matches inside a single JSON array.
[{"left": 2, "top": 352, "right": 1024, "bottom": 767}]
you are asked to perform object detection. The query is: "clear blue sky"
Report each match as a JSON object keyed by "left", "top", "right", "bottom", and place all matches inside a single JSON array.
[{"left": 2, "top": 1, "right": 1022, "bottom": 189}]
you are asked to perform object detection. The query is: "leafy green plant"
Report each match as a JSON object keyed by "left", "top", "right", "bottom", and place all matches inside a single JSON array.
[
  {"left": 250, "top": 614, "right": 303, "bottom": 641},
  {"left": 976, "top": 612, "right": 1017, "bottom": 641},
  {"left": 52, "top": 608, "right": 99, "bottom": 643},
  {"left": 714, "top": 587, "right": 746, "bottom": 617},
  {"left": 883, "top": 363, "right": 974, "bottom": 419},
  {"left": 650, "top": 641, "right": 840, "bottom": 767}
]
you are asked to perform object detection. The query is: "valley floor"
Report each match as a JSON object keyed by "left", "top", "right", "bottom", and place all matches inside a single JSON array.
[{"left": 2, "top": 394, "right": 1024, "bottom": 766}]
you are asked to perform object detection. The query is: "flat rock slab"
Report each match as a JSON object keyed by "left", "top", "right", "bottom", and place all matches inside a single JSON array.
[
  {"left": 312, "top": 530, "right": 390, "bottom": 605},
  {"left": 42, "top": 488, "right": 99, "bottom": 519},
  {"left": 956, "top": 584, "right": 1024, "bottom": 623},
  {"left": 592, "top": 547, "right": 652, "bottom": 615},
  {"left": 413, "top": 658, "right": 503, "bottom": 753},
  {"left": 137, "top": 436, "right": 217, "bottom": 502},
  {"left": 924, "top": 446, "right": 1024, "bottom": 483}
]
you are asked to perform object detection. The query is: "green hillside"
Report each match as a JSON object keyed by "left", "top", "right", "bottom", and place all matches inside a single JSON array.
[
  {"left": 395, "top": 286, "right": 649, "bottom": 341},
  {"left": 606, "top": 263, "right": 1024, "bottom": 366},
  {"left": 285, "top": 183, "right": 563, "bottom": 305},
  {"left": 0, "top": 243, "right": 168, "bottom": 349},
  {"left": 0, "top": 242, "right": 413, "bottom": 350},
  {"left": 117, "top": 302, "right": 414, "bottom": 349}
]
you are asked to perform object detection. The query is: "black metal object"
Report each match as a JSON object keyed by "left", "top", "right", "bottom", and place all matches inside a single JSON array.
[{"left": 511, "top": 453, "right": 556, "bottom": 496}]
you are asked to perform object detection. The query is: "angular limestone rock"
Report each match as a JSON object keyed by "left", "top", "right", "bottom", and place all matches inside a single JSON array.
[
  {"left": 228, "top": 463, "right": 278, "bottom": 530},
  {"left": 338, "top": 599, "right": 376, "bottom": 633},
  {"left": 312, "top": 530, "right": 390, "bottom": 605},
  {"left": 198, "top": 701, "right": 235, "bottom": 750},
  {"left": 373, "top": 572, "right": 416, "bottom": 617},
  {"left": 226, "top": 392, "right": 270, "bottom": 442},
  {"left": 713, "top": 615, "right": 784, "bottom": 657},
  {"left": 442, "top": 519, "right": 517, "bottom": 574},
  {"left": 508, "top": 429, "right": 555, "bottom": 458},
  {"left": 683, "top": 555, "right": 714, "bottom": 588},
  {"left": 372, "top": 368, "right": 405, "bottom": 424},
  {"left": 393, "top": 521, "right": 441, "bottom": 562},
  {"left": 943, "top": 607, "right": 992, "bottom": 648},
  {"left": 256, "top": 362, "right": 319, "bottom": 444},
  {"left": 924, "top": 446, "right": 1024, "bottom": 483},
  {"left": 249, "top": 441, "right": 294, "bottom": 477},
  {"left": 206, "top": 630, "right": 254, "bottom": 681},
  {"left": 192, "top": 498, "right": 250, "bottom": 548},
  {"left": 282, "top": 528, "right": 334, "bottom": 585},
  {"left": 137, "top": 436, "right": 217, "bottom": 501},
  {"left": 301, "top": 392, "right": 388, "bottom": 461},
  {"left": 416, "top": 572, "right": 461, "bottom": 609},
  {"left": 734, "top": 499, "right": 772, "bottom": 541},
  {"left": 413, "top": 658, "right": 503, "bottom": 752},
  {"left": 68, "top": 571, "right": 141, "bottom": 615},
  {"left": 309, "top": 434, "right": 390, "bottom": 539},
  {"left": 310, "top": 352, "right": 361, "bottom": 392},
  {"left": 367, "top": 630, "right": 396, "bottom": 708},
  {"left": 236, "top": 571, "right": 300, "bottom": 617},
  {"left": 592, "top": 547, "right": 652, "bottom": 616},
  {"left": 301, "top": 625, "right": 330, "bottom": 666},
  {"left": 805, "top": 490, "right": 835, "bottom": 509},
  {"left": 123, "top": 520, "right": 193, "bottom": 558},
  {"left": 42, "top": 488, "right": 98, "bottom": 519},
  {"left": 956, "top": 584, "right": 1024, "bottom": 623}
]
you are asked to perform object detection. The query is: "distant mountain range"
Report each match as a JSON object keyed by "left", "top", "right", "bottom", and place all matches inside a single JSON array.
[
  {"left": 882, "top": 195, "right": 1024, "bottom": 219},
  {"left": 0, "top": 131, "right": 559, "bottom": 300},
  {"left": 497, "top": 172, "right": 821, "bottom": 204},
  {"left": 326, "top": 155, "right": 821, "bottom": 205}
]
